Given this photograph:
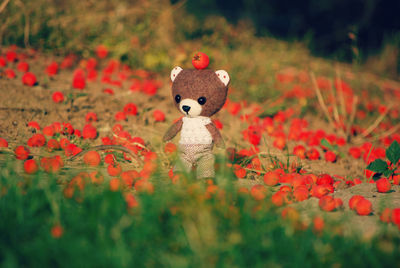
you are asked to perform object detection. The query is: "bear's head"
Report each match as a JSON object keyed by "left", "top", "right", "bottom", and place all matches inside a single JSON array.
[{"left": 170, "top": 67, "right": 230, "bottom": 118}]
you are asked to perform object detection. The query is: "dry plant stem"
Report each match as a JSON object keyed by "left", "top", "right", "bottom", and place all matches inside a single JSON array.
[
  {"left": 335, "top": 67, "right": 348, "bottom": 120},
  {"left": 345, "top": 96, "right": 358, "bottom": 141},
  {"left": 14, "top": 0, "right": 30, "bottom": 46},
  {"left": 355, "top": 124, "right": 400, "bottom": 144},
  {"left": 328, "top": 78, "right": 340, "bottom": 124},
  {"left": 359, "top": 104, "right": 392, "bottom": 139},
  {"left": 310, "top": 72, "right": 338, "bottom": 132},
  {"left": 0, "top": 0, "right": 10, "bottom": 13},
  {"left": 69, "top": 145, "right": 143, "bottom": 165},
  {"left": 244, "top": 167, "right": 266, "bottom": 175}
]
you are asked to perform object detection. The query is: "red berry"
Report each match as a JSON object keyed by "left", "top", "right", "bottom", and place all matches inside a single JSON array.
[
  {"left": 52, "top": 91, "right": 64, "bottom": 103},
  {"left": 0, "top": 138, "right": 8, "bottom": 147},
  {"left": 391, "top": 208, "right": 400, "bottom": 225},
  {"left": 115, "top": 111, "right": 126, "bottom": 121},
  {"left": 96, "top": 45, "right": 108, "bottom": 58},
  {"left": 51, "top": 224, "right": 64, "bottom": 238},
  {"left": 313, "top": 216, "right": 324, "bottom": 232},
  {"left": 15, "top": 146, "right": 30, "bottom": 160},
  {"left": 348, "top": 147, "right": 361, "bottom": 159},
  {"left": 6, "top": 50, "right": 17, "bottom": 62},
  {"left": 293, "top": 145, "right": 306, "bottom": 159},
  {"left": 141, "top": 80, "right": 159, "bottom": 96},
  {"left": 83, "top": 151, "right": 101, "bottom": 166},
  {"left": 72, "top": 73, "right": 86, "bottom": 89},
  {"left": 263, "top": 171, "right": 280, "bottom": 186},
  {"left": 107, "top": 163, "right": 122, "bottom": 176},
  {"left": 134, "top": 179, "right": 154, "bottom": 194},
  {"left": 376, "top": 177, "right": 391, "bottom": 193},
  {"left": 153, "top": 110, "right": 165, "bottom": 122},
  {"left": 192, "top": 52, "right": 209, "bottom": 70},
  {"left": 46, "top": 62, "right": 59, "bottom": 76},
  {"left": 4, "top": 69, "right": 16, "bottom": 79},
  {"left": 22, "top": 72, "right": 37, "bottom": 86},
  {"left": 271, "top": 191, "right": 284, "bottom": 206},
  {"left": 24, "top": 159, "right": 38, "bottom": 174},
  {"left": 85, "top": 112, "right": 98, "bottom": 122},
  {"left": 47, "top": 139, "right": 60, "bottom": 151},
  {"left": 17, "top": 62, "right": 29, "bottom": 72},
  {"left": 164, "top": 142, "right": 177, "bottom": 154},
  {"left": 28, "top": 121, "right": 41, "bottom": 130},
  {"left": 250, "top": 184, "right": 267, "bottom": 201},
  {"left": 82, "top": 124, "right": 97, "bottom": 139},
  {"left": 104, "top": 154, "right": 116, "bottom": 165},
  {"left": 42, "top": 126, "right": 55, "bottom": 137},
  {"left": 316, "top": 174, "right": 334, "bottom": 185},
  {"left": 27, "top": 133, "right": 46, "bottom": 147},
  {"left": 349, "top": 195, "right": 364, "bottom": 210},
  {"left": 355, "top": 198, "right": 372, "bottom": 216},
  {"left": 334, "top": 198, "right": 343, "bottom": 209},
  {"left": 380, "top": 208, "right": 392, "bottom": 223},
  {"left": 306, "top": 148, "right": 320, "bottom": 160},
  {"left": 324, "top": 151, "right": 337, "bottom": 162},
  {"left": 311, "top": 185, "right": 330, "bottom": 198},
  {"left": 319, "top": 195, "right": 336, "bottom": 211},
  {"left": 393, "top": 175, "right": 400, "bottom": 185},
  {"left": 273, "top": 136, "right": 286, "bottom": 150},
  {"left": 234, "top": 165, "right": 246, "bottom": 178},
  {"left": 0, "top": 56, "right": 6, "bottom": 67},
  {"left": 293, "top": 186, "right": 309, "bottom": 202},
  {"left": 213, "top": 119, "right": 223, "bottom": 129},
  {"left": 123, "top": 103, "right": 137, "bottom": 116}
]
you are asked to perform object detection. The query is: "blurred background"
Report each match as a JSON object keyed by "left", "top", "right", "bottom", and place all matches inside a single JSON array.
[{"left": 1, "top": 0, "right": 399, "bottom": 77}]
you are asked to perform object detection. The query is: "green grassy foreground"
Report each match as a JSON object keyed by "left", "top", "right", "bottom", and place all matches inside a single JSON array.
[{"left": 0, "top": 156, "right": 399, "bottom": 267}]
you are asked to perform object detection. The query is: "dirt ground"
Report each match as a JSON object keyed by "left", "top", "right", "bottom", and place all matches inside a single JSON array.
[{"left": 1, "top": 50, "right": 399, "bottom": 238}]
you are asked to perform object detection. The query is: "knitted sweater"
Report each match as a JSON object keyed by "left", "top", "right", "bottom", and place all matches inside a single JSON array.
[{"left": 179, "top": 116, "right": 212, "bottom": 145}]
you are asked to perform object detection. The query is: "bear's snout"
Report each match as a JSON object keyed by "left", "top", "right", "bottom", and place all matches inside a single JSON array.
[{"left": 182, "top": 105, "right": 191, "bottom": 113}]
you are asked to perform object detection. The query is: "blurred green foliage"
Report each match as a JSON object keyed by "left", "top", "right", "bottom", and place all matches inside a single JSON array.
[
  {"left": 1, "top": 156, "right": 400, "bottom": 267},
  {"left": 185, "top": 0, "right": 400, "bottom": 64}
]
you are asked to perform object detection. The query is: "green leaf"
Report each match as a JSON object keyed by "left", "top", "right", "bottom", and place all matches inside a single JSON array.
[
  {"left": 386, "top": 140, "right": 400, "bottom": 165},
  {"left": 366, "top": 159, "right": 388, "bottom": 173},
  {"left": 383, "top": 169, "right": 394, "bottom": 178},
  {"left": 321, "top": 139, "right": 338, "bottom": 151}
]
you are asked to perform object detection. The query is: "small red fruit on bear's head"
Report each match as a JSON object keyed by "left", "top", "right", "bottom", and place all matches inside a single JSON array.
[{"left": 192, "top": 52, "right": 209, "bottom": 70}]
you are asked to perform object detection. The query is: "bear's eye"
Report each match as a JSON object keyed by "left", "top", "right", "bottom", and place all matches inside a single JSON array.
[
  {"left": 175, "top": 94, "right": 181, "bottom": 103},
  {"left": 197, "top": 97, "right": 206, "bottom": 105}
]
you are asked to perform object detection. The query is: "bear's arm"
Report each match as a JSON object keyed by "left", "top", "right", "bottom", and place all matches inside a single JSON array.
[
  {"left": 206, "top": 122, "right": 225, "bottom": 149},
  {"left": 163, "top": 118, "right": 183, "bottom": 142}
]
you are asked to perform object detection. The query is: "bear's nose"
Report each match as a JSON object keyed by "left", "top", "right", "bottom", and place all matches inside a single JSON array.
[{"left": 182, "top": 105, "right": 191, "bottom": 113}]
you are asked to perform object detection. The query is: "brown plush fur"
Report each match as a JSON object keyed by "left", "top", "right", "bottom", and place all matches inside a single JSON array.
[
  {"left": 205, "top": 122, "right": 224, "bottom": 148},
  {"left": 171, "top": 69, "right": 228, "bottom": 117},
  {"left": 163, "top": 118, "right": 183, "bottom": 142}
]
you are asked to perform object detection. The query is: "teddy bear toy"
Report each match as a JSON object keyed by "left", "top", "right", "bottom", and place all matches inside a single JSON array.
[{"left": 163, "top": 60, "right": 230, "bottom": 179}]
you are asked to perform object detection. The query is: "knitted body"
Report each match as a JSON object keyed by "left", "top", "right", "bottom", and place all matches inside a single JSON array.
[
  {"left": 174, "top": 117, "right": 215, "bottom": 178},
  {"left": 175, "top": 143, "right": 215, "bottom": 178}
]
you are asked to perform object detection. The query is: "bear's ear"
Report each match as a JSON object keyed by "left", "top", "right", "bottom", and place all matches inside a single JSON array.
[
  {"left": 171, "top": 66, "right": 183, "bottom": 82},
  {"left": 215, "top": 70, "right": 230, "bottom": 86}
]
